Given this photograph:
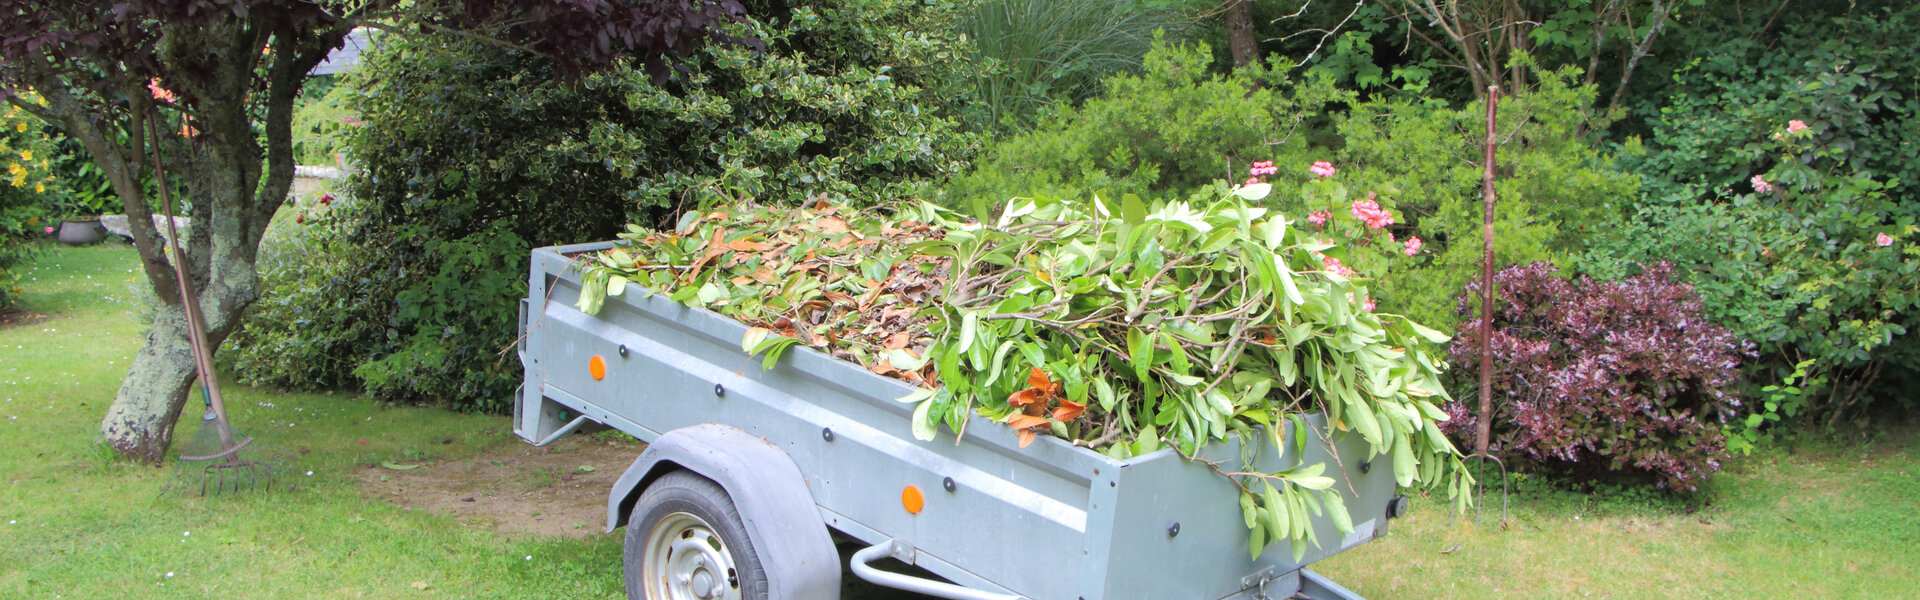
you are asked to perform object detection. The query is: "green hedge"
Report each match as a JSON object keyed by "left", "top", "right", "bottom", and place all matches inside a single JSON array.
[{"left": 231, "top": 1, "right": 979, "bottom": 410}]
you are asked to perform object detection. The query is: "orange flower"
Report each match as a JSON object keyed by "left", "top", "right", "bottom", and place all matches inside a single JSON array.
[{"left": 148, "top": 79, "right": 176, "bottom": 103}]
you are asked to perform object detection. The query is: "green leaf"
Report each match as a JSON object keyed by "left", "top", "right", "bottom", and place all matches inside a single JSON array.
[
  {"left": 1126, "top": 329, "right": 1152, "bottom": 381},
  {"left": 892, "top": 388, "right": 937, "bottom": 404},
  {"left": 380, "top": 461, "right": 420, "bottom": 471},
  {"left": 1249, "top": 519, "right": 1267, "bottom": 560},
  {"left": 1406, "top": 321, "right": 1452, "bottom": 344},
  {"left": 740, "top": 327, "right": 770, "bottom": 354},
  {"left": 608, "top": 275, "right": 629, "bottom": 297},
  {"left": 884, "top": 348, "right": 929, "bottom": 371},
  {"left": 1392, "top": 429, "right": 1417, "bottom": 487},
  {"left": 1259, "top": 218, "right": 1288, "bottom": 250},
  {"left": 1292, "top": 475, "right": 1336, "bottom": 491},
  {"left": 986, "top": 341, "right": 1017, "bottom": 385},
  {"left": 956, "top": 311, "right": 979, "bottom": 354},
  {"left": 1240, "top": 491, "right": 1259, "bottom": 529},
  {"left": 910, "top": 398, "right": 937, "bottom": 442},
  {"left": 1234, "top": 182, "right": 1272, "bottom": 200},
  {"left": 1276, "top": 257, "right": 1304, "bottom": 306},
  {"left": 1262, "top": 483, "right": 1288, "bottom": 541},
  {"left": 1165, "top": 372, "right": 1203, "bottom": 386},
  {"left": 1324, "top": 492, "right": 1354, "bottom": 536},
  {"left": 1095, "top": 379, "right": 1116, "bottom": 411}
]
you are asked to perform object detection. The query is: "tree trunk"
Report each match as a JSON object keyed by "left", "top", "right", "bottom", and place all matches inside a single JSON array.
[
  {"left": 1227, "top": 0, "right": 1259, "bottom": 68},
  {"left": 100, "top": 307, "right": 199, "bottom": 464}
]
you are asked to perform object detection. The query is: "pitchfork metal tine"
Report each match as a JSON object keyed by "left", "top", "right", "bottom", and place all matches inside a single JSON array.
[{"left": 1448, "top": 453, "right": 1511, "bottom": 528}]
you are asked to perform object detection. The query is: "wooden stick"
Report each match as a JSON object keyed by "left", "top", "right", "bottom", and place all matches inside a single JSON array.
[{"left": 1476, "top": 86, "right": 1499, "bottom": 460}]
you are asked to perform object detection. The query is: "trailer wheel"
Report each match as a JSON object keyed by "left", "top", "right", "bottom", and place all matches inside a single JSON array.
[{"left": 625, "top": 470, "right": 769, "bottom": 600}]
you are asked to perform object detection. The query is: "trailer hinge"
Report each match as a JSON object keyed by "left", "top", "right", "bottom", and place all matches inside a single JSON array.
[{"left": 1241, "top": 566, "right": 1276, "bottom": 600}]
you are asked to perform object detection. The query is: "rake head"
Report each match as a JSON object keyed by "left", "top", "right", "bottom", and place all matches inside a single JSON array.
[{"left": 165, "top": 412, "right": 289, "bottom": 496}]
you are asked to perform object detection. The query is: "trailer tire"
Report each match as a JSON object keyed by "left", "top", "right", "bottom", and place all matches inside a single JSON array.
[{"left": 624, "top": 470, "right": 769, "bottom": 600}]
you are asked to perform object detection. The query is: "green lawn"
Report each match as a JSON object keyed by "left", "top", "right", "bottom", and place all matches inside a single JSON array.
[{"left": 2, "top": 243, "right": 1915, "bottom": 599}]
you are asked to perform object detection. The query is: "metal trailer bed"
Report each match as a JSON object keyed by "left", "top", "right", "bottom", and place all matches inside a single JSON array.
[{"left": 515, "top": 241, "right": 1407, "bottom": 600}]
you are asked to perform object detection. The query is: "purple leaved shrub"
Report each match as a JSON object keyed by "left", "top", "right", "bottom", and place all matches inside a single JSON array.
[{"left": 1445, "top": 262, "right": 1752, "bottom": 491}]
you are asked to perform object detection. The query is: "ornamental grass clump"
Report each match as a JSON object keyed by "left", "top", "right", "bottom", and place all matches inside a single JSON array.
[
  {"left": 1446, "top": 262, "right": 1751, "bottom": 491},
  {"left": 575, "top": 178, "right": 1471, "bottom": 560}
]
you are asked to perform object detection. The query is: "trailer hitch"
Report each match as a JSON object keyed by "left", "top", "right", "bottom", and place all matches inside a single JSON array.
[{"left": 851, "top": 539, "right": 1029, "bottom": 600}]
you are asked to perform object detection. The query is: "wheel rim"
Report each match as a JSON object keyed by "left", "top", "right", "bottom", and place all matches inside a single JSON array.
[{"left": 642, "top": 512, "right": 742, "bottom": 600}]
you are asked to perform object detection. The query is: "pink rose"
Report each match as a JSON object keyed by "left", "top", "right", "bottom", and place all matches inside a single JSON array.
[
  {"left": 1403, "top": 235, "right": 1423, "bottom": 256},
  {"left": 1309, "top": 161, "right": 1336, "bottom": 178},
  {"left": 1787, "top": 120, "right": 1808, "bottom": 134},
  {"left": 1751, "top": 175, "right": 1773, "bottom": 194},
  {"left": 1878, "top": 232, "right": 1896, "bottom": 247}
]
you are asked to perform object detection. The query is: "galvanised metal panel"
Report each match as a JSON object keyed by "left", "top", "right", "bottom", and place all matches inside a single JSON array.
[{"left": 520, "top": 243, "right": 1397, "bottom": 600}]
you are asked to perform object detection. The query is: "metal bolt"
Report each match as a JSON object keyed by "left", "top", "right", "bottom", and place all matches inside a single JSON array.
[
  {"left": 1167, "top": 522, "right": 1180, "bottom": 538},
  {"left": 617, "top": 344, "right": 629, "bottom": 357},
  {"left": 713, "top": 384, "right": 725, "bottom": 397},
  {"left": 942, "top": 477, "right": 956, "bottom": 493},
  {"left": 821, "top": 427, "right": 834, "bottom": 442}
]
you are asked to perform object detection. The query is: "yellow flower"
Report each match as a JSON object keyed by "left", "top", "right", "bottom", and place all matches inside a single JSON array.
[
  {"left": 35, "top": 183, "right": 45, "bottom": 193},
  {"left": 13, "top": 122, "right": 24, "bottom": 132},
  {"left": 19, "top": 151, "right": 31, "bottom": 161}
]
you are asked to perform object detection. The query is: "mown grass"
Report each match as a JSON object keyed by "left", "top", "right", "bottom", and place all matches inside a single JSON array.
[
  {"left": 1317, "top": 427, "right": 1920, "bottom": 598},
  {"left": 0, "top": 243, "right": 624, "bottom": 599},
  {"left": 3, "top": 243, "right": 1915, "bottom": 599}
]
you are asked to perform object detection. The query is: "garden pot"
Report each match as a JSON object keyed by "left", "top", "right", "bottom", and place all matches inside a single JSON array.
[{"left": 57, "top": 218, "right": 106, "bottom": 246}]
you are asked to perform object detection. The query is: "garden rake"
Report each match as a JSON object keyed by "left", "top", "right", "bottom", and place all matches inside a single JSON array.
[{"left": 145, "top": 116, "right": 285, "bottom": 495}]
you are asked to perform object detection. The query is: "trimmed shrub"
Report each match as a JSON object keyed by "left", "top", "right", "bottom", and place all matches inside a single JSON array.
[
  {"left": 1445, "top": 262, "right": 1750, "bottom": 491},
  {"left": 231, "top": 1, "right": 979, "bottom": 410},
  {"left": 946, "top": 40, "right": 1635, "bottom": 332},
  {"left": 1586, "top": 4, "right": 1920, "bottom": 438}
]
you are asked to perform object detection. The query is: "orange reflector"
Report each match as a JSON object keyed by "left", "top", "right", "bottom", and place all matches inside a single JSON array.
[
  {"left": 589, "top": 355, "right": 607, "bottom": 380},
  {"left": 902, "top": 485, "right": 924, "bottom": 514}
]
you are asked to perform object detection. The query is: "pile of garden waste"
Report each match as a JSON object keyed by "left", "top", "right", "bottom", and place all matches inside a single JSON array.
[{"left": 574, "top": 187, "right": 1470, "bottom": 560}]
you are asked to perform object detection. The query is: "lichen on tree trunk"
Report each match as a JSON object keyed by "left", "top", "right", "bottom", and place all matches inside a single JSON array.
[{"left": 100, "top": 308, "right": 200, "bottom": 465}]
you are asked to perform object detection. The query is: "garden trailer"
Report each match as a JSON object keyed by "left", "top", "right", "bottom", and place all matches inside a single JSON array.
[{"left": 516, "top": 241, "right": 1410, "bottom": 600}]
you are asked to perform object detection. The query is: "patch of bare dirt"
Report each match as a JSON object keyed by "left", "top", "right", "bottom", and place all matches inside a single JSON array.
[
  {"left": 358, "top": 435, "right": 645, "bottom": 538},
  {"left": 0, "top": 310, "right": 50, "bottom": 328}
]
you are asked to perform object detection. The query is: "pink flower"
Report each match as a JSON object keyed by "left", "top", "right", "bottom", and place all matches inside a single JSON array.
[
  {"left": 1403, "top": 235, "right": 1423, "bottom": 256},
  {"left": 1322, "top": 256, "right": 1355, "bottom": 277},
  {"left": 1787, "top": 120, "right": 1808, "bottom": 134},
  {"left": 1362, "top": 295, "right": 1376, "bottom": 311},
  {"left": 1307, "top": 210, "right": 1330, "bottom": 226},
  {"left": 1878, "top": 232, "right": 1896, "bottom": 247},
  {"left": 1249, "top": 160, "right": 1278, "bottom": 177},
  {"left": 1246, "top": 177, "right": 1259, "bottom": 186},
  {"left": 1751, "top": 175, "right": 1773, "bottom": 194},
  {"left": 1386, "top": 231, "right": 1396, "bottom": 243},
  {"left": 148, "top": 80, "right": 175, "bottom": 103},
  {"left": 1349, "top": 198, "right": 1394, "bottom": 229},
  {"left": 44, "top": 226, "right": 54, "bottom": 234},
  {"left": 1309, "top": 161, "right": 1336, "bottom": 178}
]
